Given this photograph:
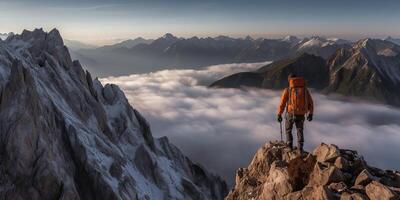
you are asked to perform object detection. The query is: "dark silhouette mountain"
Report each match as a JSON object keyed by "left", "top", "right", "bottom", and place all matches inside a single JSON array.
[
  {"left": 226, "top": 141, "right": 400, "bottom": 200},
  {"left": 97, "top": 37, "right": 154, "bottom": 51},
  {"left": 72, "top": 34, "right": 349, "bottom": 77},
  {"left": 210, "top": 53, "right": 329, "bottom": 90},
  {"left": 0, "top": 28, "right": 228, "bottom": 200},
  {"left": 211, "top": 39, "right": 400, "bottom": 106}
]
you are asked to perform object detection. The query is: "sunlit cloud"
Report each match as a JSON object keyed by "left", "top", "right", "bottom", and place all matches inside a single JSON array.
[{"left": 101, "top": 62, "right": 400, "bottom": 186}]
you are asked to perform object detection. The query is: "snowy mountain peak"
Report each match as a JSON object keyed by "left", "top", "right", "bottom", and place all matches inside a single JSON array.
[
  {"left": 0, "top": 32, "right": 14, "bottom": 40},
  {"left": 0, "top": 29, "right": 227, "bottom": 200},
  {"left": 282, "top": 35, "right": 300, "bottom": 43}
]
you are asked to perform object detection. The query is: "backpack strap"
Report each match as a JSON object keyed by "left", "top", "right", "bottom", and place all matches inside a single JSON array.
[
  {"left": 286, "top": 87, "right": 290, "bottom": 114},
  {"left": 286, "top": 87, "right": 295, "bottom": 116}
]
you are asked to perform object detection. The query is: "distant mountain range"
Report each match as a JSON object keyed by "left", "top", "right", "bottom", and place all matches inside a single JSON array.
[
  {"left": 211, "top": 39, "right": 400, "bottom": 106},
  {"left": 72, "top": 34, "right": 354, "bottom": 77}
]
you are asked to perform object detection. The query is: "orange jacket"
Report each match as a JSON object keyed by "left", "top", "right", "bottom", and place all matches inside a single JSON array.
[{"left": 277, "top": 77, "right": 314, "bottom": 115}]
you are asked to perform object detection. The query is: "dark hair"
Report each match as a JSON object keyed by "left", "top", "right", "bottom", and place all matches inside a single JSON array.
[{"left": 288, "top": 73, "right": 297, "bottom": 79}]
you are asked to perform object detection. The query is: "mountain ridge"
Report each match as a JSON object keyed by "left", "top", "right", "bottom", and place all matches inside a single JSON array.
[
  {"left": 0, "top": 28, "right": 227, "bottom": 200},
  {"left": 211, "top": 38, "right": 400, "bottom": 107},
  {"left": 72, "top": 34, "right": 350, "bottom": 76}
]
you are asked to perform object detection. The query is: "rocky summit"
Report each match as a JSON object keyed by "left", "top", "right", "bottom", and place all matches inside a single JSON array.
[
  {"left": 226, "top": 142, "right": 400, "bottom": 200},
  {"left": 0, "top": 28, "right": 227, "bottom": 200}
]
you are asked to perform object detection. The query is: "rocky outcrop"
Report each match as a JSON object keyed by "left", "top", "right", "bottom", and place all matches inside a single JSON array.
[
  {"left": 226, "top": 141, "right": 400, "bottom": 200},
  {"left": 0, "top": 28, "right": 227, "bottom": 200}
]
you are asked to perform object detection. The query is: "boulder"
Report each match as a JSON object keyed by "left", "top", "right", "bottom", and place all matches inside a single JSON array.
[
  {"left": 335, "top": 157, "right": 350, "bottom": 170},
  {"left": 365, "top": 181, "right": 399, "bottom": 200},
  {"left": 313, "top": 143, "right": 340, "bottom": 163},
  {"left": 340, "top": 192, "right": 368, "bottom": 200},
  {"left": 308, "top": 163, "right": 346, "bottom": 186},
  {"left": 284, "top": 191, "right": 302, "bottom": 200},
  {"left": 381, "top": 171, "right": 400, "bottom": 188},
  {"left": 261, "top": 161, "right": 293, "bottom": 199},
  {"left": 354, "top": 169, "right": 378, "bottom": 186},
  {"left": 329, "top": 182, "right": 348, "bottom": 193},
  {"left": 301, "top": 186, "right": 337, "bottom": 200}
]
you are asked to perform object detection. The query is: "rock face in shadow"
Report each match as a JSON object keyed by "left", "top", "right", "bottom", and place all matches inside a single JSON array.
[
  {"left": 226, "top": 141, "right": 400, "bottom": 200},
  {"left": 0, "top": 28, "right": 227, "bottom": 200}
]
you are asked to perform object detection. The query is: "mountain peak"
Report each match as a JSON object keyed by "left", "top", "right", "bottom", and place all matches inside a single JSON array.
[
  {"left": 162, "top": 33, "right": 177, "bottom": 39},
  {"left": 0, "top": 28, "right": 228, "bottom": 199},
  {"left": 244, "top": 35, "right": 254, "bottom": 40},
  {"left": 282, "top": 35, "right": 300, "bottom": 43},
  {"left": 7, "top": 28, "right": 64, "bottom": 47},
  {"left": 214, "top": 35, "right": 234, "bottom": 41},
  {"left": 226, "top": 141, "right": 400, "bottom": 200}
]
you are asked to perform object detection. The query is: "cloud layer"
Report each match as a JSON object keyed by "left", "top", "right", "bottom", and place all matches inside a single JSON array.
[{"left": 101, "top": 62, "right": 400, "bottom": 186}]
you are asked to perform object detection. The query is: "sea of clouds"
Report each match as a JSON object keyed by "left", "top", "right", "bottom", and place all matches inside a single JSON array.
[{"left": 101, "top": 62, "right": 400, "bottom": 186}]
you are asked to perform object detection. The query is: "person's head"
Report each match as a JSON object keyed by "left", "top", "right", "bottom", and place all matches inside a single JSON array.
[{"left": 288, "top": 73, "right": 297, "bottom": 80}]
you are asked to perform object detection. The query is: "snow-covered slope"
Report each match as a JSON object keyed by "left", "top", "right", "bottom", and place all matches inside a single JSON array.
[
  {"left": 295, "top": 36, "right": 350, "bottom": 59},
  {"left": 0, "top": 28, "right": 227, "bottom": 200},
  {"left": 297, "top": 36, "right": 348, "bottom": 49},
  {"left": 0, "top": 32, "right": 13, "bottom": 40}
]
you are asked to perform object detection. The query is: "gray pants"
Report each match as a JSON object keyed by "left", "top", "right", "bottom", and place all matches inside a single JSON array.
[{"left": 285, "top": 114, "right": 304, "bottom": 150}]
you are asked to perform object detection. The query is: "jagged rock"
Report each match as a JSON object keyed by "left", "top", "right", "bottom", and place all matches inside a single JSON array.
[
  {"left": 226, "top": 141, "right": 400, "bottom": 200},
  {"left": 365, "top": 181, "right": 399, "bottom": 200},
  {"left": 314, "top": 143, "right": 341, "bottom": 163},
  {"left": 380, "top": 171, "right": 400, "bottom": 188},
  {"left": 308, "top": 163, "right": 346, "bottom": 186},
  {"left": 335, "top": 157, "right": 350, "bottom": 170},
  {"left": 329, "top": 182, "right": 347, "bottom": 193},
  {"left": 301, "top": 186, "right": 337, "bottom": 200},
  {"left": 355, "top": 169, "right": 378, "bottom": 186},
  {"left": 350, "top": 185, "right": 366, "bottom": 194},
  {"left": 340, "top": 192, "right": 368, "bottom": 200},
  {"left": 261, "top": 160, "right": 293, "bottom": 199},
  {"left": 0, "top": 28, "right": 228, "bottom": 200}
]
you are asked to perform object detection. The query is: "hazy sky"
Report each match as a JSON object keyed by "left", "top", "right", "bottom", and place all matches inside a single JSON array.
[{"left": 1, "top": 0, "right": 400, "bottom": 44}]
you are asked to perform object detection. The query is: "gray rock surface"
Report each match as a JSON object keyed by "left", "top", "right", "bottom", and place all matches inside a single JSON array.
[{"left": 0, "top": 28, "right": 227, "bottom": 200}]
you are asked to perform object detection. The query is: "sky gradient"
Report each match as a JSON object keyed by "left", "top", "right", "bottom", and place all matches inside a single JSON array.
[{"left": 1, "top": 0, "right": 400, "bottom": 44}]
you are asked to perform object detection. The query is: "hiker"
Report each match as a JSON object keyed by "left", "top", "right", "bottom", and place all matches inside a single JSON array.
[{"left": 277, "top": 73, "right": 314, "bottom": 154}]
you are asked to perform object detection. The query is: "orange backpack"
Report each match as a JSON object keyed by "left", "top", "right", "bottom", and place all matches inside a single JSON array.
[{"left": 286, "top": 77, "right": 309, "bottom": 115}]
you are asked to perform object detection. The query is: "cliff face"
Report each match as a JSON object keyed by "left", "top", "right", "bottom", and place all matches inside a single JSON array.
[
  {"left": 0, "top": 28, "right": 227, "bottom": 200},
  {"left": 226, "top": 141, "right": 400, "bottom": 200}
]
